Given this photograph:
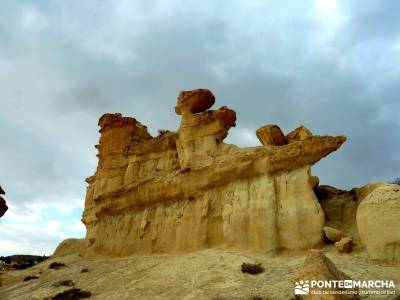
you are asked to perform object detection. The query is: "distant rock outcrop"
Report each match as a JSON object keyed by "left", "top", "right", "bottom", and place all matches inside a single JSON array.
[
  {"left": 0, "top": 185, "right": 8, "bottom": 218},
  {"left": 0, "top": 189, "right": 7, "bottom": 218},
  {"left": 78, "top": 89, "right": 346, "bottom": 257},
  {"left": 0, "top": 197, "right": 7, "bottom": 218}
]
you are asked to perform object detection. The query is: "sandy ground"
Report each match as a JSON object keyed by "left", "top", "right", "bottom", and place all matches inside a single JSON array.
[{"left": 0, "top": 245, "right": 399, "bottom": 300}]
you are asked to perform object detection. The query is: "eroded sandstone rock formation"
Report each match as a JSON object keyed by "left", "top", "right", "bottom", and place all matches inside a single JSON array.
[
  {"left": 357, "top": 184, "right": 400, "bottom": 263},
  {"left": 316, "top": 182, "right": 400, "bottom": 263},
  {"left": 81, "top": 89, "right": 346, "bottom": 257}
]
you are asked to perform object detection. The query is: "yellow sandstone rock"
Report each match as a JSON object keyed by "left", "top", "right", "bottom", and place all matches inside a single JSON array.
[
  {"left": 357, "top": 184, "right": 400, "bottom": 263},
  {"left": 287, "top": 125, "right": 313, "bottom": 142},
  {"left": 335, "top": 237, "right": 353, "bottom": 253},
  {"left": 78, "top": 89, "right": 346, "bottom": 257},
  {"left": 53, "top": 238, "right": 85, "bottom": 257},
  {"left": 256, "top": 124, "right": 287, "bottom": 146},
  {"left": 324, "top": 226, "right": 346, "bottom": 243}
]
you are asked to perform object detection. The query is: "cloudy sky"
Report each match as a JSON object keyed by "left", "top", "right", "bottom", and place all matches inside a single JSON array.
[{"left": 0, "top": 0, "right": 399, "bottom": 256}]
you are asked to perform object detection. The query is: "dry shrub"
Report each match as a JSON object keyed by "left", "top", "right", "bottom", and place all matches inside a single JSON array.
[
  {"left": 52, "top": 279, "right": 74, "bottom": 287},
  {"left": 23, "top": 275, "right": 39, "bottom": 282},
  {"left": 50, "top": 288, "right": 91, "bottom": 300},
  {"left": 49, "top": 262, "right": 66, "bottom": 270},
  {"left": 241, "top": 262, "right": 264, "bottom": 275}
]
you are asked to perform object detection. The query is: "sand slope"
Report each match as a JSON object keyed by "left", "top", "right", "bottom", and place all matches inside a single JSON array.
[{"left": 1, "top": 247, "right": 399, "bottom": 300}]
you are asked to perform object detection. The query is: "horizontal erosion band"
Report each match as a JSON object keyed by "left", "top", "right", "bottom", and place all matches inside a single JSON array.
[{"left": 93, "top": 135, "right": 346, "bottom": 217}]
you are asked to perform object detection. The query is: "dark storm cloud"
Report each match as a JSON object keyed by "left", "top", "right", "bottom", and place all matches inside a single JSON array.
[{"left": 1, "top": 0, "right": 400, "bottom": 253}]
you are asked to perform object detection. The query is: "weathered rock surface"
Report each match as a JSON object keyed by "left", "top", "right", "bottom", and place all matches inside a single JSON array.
[
  {"left": 352, "top": 182, "right": 387, "bottom": 202},
  {"left": 316, "top": 185, "right": 359, "bottom": 241},
  {"left": 294, "top": 250, "right": 359, "bottom": 299},
  {"left": 357, "top": 184, "right": 400, "bottom": 264},
  {"left": 287, "top": 125, "right": 313, "bottom": 142},
  {"left": 0, "top": 196, "right": 8, "bottom": 218},
  {"left": 324, "top": 226, "right": 346, "bottom": 243},
  {"left": 335, "top": 237, "right": 353, "bottom": 253},
  {"left": 78, "top": 89, "right": 346, "bottom": 257}
]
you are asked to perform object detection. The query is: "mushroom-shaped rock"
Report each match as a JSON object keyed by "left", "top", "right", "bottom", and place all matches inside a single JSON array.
[
  {"left": 256, "top": 124, "right": 287, "bottom": 146},
  {"left": 287, "top": 125, "right": 312, "bottom": 142},
  {"left": 175, "top": 90, "right": 236, "bottom": 169},
  {"left": 175, "top": 89, "right": 215, "bottom": 115},
  {"left": 294, "top": 249, "right": 358, "bottom": 299},
  {"left": 81, "top": 89, "right": 348, "bottom": 257},
  {"left": 357, "top": 184, "right": 400, "bottom": 263},
  {"left": 0, "top": 196, "right": 8, "bottom": 218}
]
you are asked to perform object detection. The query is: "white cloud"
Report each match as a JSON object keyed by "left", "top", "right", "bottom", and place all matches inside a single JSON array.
[
  {"left": 21, "top": 5, "right": 48, "bottom": 31},
  {"left": 0, "top": 0, "right": 399, "bottom": 255},
  {"left": 0, "top": 195, "right": 85, "bottom": 256},
  {"left": 226, "top": 127, "right": 260, "bottom": 148}
]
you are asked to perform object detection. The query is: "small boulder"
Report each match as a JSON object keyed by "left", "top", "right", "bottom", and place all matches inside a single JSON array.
[
  {"left": 286, "top": 125, "right": 312, "bottom": 142},
  {"left": 335, "top": 237, "right": 353, "bottom": 253},
  {"left": 256, "top": 124, "right": 287, "bottom": 146},
  {"left": 323, "top": 226, "right": 345, "bottom": 243},
  {"left": 175, "top": 89, "right": 215, "bottom": 115}
]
